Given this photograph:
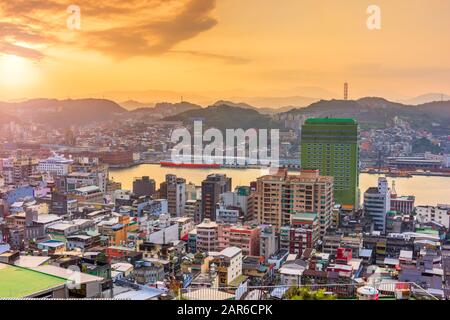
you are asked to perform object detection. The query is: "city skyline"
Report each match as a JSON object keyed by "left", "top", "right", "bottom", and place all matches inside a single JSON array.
[
  {"left": 2, "top": 0, "right": 450, "bottom": 102},
  {"left": 0, "top": 0, "right": 449, "bottom": 304}
]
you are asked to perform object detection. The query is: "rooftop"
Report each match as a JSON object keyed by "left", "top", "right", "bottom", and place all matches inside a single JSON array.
[
  {"left": 197, "top": 219, "right": 218, "bottom": 229},
  {"left": 14, "top": 256, "right": 51, "bottom": 268},
  {"left": 114, "top": 288, "right": 162, "bottom": 300},
  {"left": 183, "top": 288, "right": 235, "bottom": 300},
  {"left": 33, "top": 265, "right": 104, "bottom": 284},
  {"left": 36, "top": 214, "right": 63, "bottom": 224},
  {"left": 75, "top": 185, "right": 101, "bottom": 193},
  {"left": 305, "top": 118, "right": 357, "bottom": 125},
  {"left": 0, "top": 263, "right": 66, "bottom": 298},
  {"left": 220, "top": 247, "right": 242, "bottom": 258}
]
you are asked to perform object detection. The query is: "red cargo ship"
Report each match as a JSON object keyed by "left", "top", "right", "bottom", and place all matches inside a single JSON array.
[{"left": 160, "top": 161, "right": 221, "bottom": 169}]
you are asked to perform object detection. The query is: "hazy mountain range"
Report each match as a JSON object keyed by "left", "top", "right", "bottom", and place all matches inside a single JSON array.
[
  {"left": 166, "top": 97, "right": 450, "bottom": 133},
  {"left": 164, "top": 104, "right": 281, "bottom": 131},
  {"left": 0, "top": 95, "right": 449, "bottom": 133},
  {"left": 398, "top": 93, "right": 450, "bottom": 105},
  {"left": 78, "top": 86, "right": 337, "bottom": 109},
  {"left": 0, "top": 98, "right": 126, "bottom": 127},
  {"left": 98, "top": 88, "right": 450, "bottom": 110},
  {"left": 282, "top": 97, "right": 450, "bottom": 133}
]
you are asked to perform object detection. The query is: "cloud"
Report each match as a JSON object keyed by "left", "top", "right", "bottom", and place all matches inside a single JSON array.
[
  {"left": 0, "top": 20, "right": 53, "bottom": 60},
  {"left": 0, "top": 0, "right": 221, "bottom": 60},
  {"left": 83, "top": 0, "right": 218, "bottom": 59},
  {"left": 0, "top": 42, "right": 44, "bottom": 60},
  {"left": 172, "top": 50, "right": 251, "bottom": 65}
]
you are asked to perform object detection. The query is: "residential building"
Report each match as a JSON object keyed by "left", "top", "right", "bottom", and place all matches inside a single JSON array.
[
  {"left": 416, "top": 205, "right": 450, "bottom": 229},
  {"left": 219, "top": 186, "right": 251, "bottom": 219},
  {"left": 217, "top": 224, "right": 260, "bottom": 256},
  {"left": 187, "top": 229, "right": 197, "bottom": 253},
  {"left": 201, "top": 174, "right": 232, "bottom": 221},
  {"left": 260, "top": 225, "right": 278, "bottom": 262},
  {"left": 1, "top": 156, "right": 38, "bottom": 185},
  {"left": 280, "top": 213, "right": 319, "bottom": 255},
  {"left": 64, "top": 171, "right": 108, "bottom": 194},
  {"left": 46, "top": 219, "right": 95, "bottom": 239},
  {"left": 253, "top": 169, "right": 334, "bottom": 235},
  {"left": 210, "top": 247, "right": 243, "bottom": 287},
  {"left": 98, "top": 215, "right": 132, "bottom": 246},
  {"left": 133, "top": 262, "right": 165, "bottom": 285},
  {"left": 51, "top": 191, "right": 77, "bottom": 216},
  {"left": 66, "top": 233, "right": 101, "bottom": 251},
  {"left": 160, "top": 174, "right": 186, "bottom": 217},
  {"left": 279, "top": 259, "right": 308, "bottom": 286},
  {"left": 364, "top": 177, "right": 391, "bottom": 233},
  {"left": 196, "top": 219, "right": 219, "bottom": 253},
  {"left": 185, "top": 182, "right": 199, "bottom": 201},
  {"left": 172, "top": 216, "right": 195, "bottom": 240},
  {"left": 140, "top": 199, "right": 168, "bottom": 216},
  {"left": 322, "top": 233, "right": 343, "bottom": 255},
  {"left": 185, "top": 199, "right": 201, "bottom": 223},
  {"left": 132, "top": 176, "right": 156, "bottom": 197},
  {"left": 72, "top": 186, "right": 104, "bottom": 204},
  {"left": 215, "top": 205, "right": 242, "bottom": 224}
]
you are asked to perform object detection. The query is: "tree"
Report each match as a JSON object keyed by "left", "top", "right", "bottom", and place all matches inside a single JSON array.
[{"left": 284, "top": 287, "right": 336, "bottom": 300}]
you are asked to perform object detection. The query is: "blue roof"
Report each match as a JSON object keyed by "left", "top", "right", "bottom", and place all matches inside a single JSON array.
[
  {"left": 112, "top": 224, "right": 125, "bottom": 230},
  {"left": 115, "top": 288, "right": 162, "bottom": 300}
]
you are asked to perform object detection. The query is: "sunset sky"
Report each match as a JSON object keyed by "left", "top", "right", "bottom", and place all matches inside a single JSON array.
[{"left": 1, "top": 0, "right": 450, "bottom": 103}]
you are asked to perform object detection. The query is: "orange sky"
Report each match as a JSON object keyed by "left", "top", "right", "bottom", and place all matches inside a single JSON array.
[{"left": 1, "top": 0, "right": 450, "bottom": 102}]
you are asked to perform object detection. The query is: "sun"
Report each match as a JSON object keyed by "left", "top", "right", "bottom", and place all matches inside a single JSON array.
[{"left": 0, "top": 54, "right": 39, "bottom": 88}]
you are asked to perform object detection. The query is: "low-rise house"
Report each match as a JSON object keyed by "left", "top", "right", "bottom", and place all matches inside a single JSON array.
[
  {"left": 209, "top": 247, "right": 243, "bottom": 287},
  {"left": 279, "top": 259, "right": 308, "bottom": 286}
]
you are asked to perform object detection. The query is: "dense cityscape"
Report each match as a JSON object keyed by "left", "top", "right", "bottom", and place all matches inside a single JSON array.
[
  {"left": 0, "top": 114, "right": 449, "bottom": 301},
  {"left": 1, "top": 0, "right": 450, "bottom": 309}
]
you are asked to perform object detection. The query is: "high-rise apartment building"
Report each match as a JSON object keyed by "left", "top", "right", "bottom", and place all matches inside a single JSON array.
[
  {"left": 185, "top": 199, "right": 202, "bottom": 224},
  {"left": 201, "top": 174, "right": 232, "bottom": 221},
  {"left": 301, "top": 118, "right": 359, "bottom": 209},
  {"left": 253, "top": 169, "right": 334, "bottom": 236},
  {"left": 160, "top": 174, "right": 186, "bottom": 217},
  {"left": 132, "top": 176, "right": 156, "bottom": 197},
  {"left": 364, "top": 177, "right": 391, "bottom": 233}
]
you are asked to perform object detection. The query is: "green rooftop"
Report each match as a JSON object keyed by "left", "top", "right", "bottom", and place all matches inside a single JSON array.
[
  {"left": 305, "top": 118, "right": 356, "bottom": 124},
  {"left": 0, "top": 263, "right": 66, "bottom": 298},
  {"left": 228, "top": 274, "right": 249, "bottom": 287}
]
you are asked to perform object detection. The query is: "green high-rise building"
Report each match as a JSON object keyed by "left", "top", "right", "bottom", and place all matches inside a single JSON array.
[{"left": 300, "top": 118, "right": 359, "bottom": 209}]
